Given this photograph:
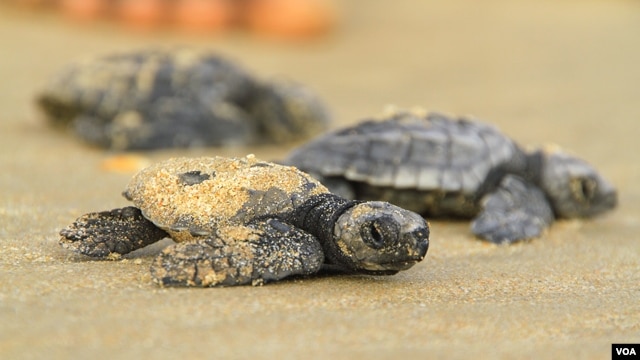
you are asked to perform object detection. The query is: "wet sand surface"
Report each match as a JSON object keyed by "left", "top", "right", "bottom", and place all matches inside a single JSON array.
[{"left": 1, "top": 1, "right": 639, "bottom": 358}]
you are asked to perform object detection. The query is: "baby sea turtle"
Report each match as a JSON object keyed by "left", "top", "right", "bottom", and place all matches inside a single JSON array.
[
  {"left": 37, "top": 48, "right": 329, "bottom": 150},
  {"left": 285, "top": 110, "right": 617, "bottom": 244},
  {"left": 59, "top": 155, "right": 429, "bottom": 287}
]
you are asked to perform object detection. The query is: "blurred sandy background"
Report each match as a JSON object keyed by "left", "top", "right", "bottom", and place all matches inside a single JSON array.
[{"left": 1, "top": 1, "right": 639, "bottom": 359}]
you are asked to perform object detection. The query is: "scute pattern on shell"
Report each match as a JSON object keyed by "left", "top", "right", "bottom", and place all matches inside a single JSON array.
[
  {"left": 286, "top": 108, "right": 617, "bottom": 244},
  {"left": 287, "top": 111, "right": 521, "bottom": 195},
  {"left": 58, "top": 154, "right": 431, "bottom": 285},
  {"left": 124, "top": 155, "right": 328, "bottom": 242}
]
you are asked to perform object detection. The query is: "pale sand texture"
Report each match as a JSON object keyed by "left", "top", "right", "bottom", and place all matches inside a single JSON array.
[{"left": 1, "top": 1, "right": 639, "bottom": 359}]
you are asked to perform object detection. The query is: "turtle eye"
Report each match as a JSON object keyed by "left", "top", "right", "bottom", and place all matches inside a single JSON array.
[
  {"left": 360, "top": 216, "right": 399, "bottom": 249},
  {"left": 571, "top": 177, "right": 597, "bottom": 202}
]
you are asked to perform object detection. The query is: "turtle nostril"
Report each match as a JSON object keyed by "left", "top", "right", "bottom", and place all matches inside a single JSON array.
[
  {"left": 417, "top": 239, "right": 429, "bottom": 258},
  {"left": 410, "top": 228, "right": 429, "bottom": 258}
]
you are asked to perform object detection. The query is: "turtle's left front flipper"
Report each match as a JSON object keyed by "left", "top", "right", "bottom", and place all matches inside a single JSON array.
[
  {"left": 471, "top": 175, "right": 554, "bottom": 244},
  {"left": 150, "top": 219, "right": 324, "bottom": 287},
  {"left": 60, "top": 206, "right": 168, "bottom": 257}
]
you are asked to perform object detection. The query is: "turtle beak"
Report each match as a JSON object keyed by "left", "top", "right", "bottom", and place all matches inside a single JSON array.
[
  {"left": 374, "top": 227, "right": 430, "bottom": 272},
  {"left": 417, "top": 237, "right": 429, "bottom": 259},
  {"left": 408, "top": 227, "right": 430, "bottom": 260}
]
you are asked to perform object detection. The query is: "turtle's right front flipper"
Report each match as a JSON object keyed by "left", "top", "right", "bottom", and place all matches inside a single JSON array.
[
  {"left": 60, "top": 206, "right": 168, "bottom": 258},
  {"left": 150, "top": 219, "right": 324, "bottom": 287},
  {"left": 471, "top": 175, "right": 554, "bottom": 244}
]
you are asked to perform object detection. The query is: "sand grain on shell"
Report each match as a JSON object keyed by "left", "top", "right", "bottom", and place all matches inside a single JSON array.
[{"left": 125, "top": 155, "right": 327, "bottom": 239}]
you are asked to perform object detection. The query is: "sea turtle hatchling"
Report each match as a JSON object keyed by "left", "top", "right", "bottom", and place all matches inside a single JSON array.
[
  {"left": 59, "top": 155, "right": 429, "bottom": 287},
  {"left": 285, "top": 110, "right": 617, "bottom": 244},
  {"left": 37, "top": 48, "right": 329, "bottom": 150}
]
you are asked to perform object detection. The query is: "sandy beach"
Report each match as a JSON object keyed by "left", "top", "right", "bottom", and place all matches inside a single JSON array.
[{"left": 1, "top": 1, "right": 639, "bottom": 358}]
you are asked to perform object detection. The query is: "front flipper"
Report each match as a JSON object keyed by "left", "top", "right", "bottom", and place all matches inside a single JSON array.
[
  {"left": 60, "top": 206, "right": 168, "bottom": 257},
  {"left": 151, "top": 219, "right": 324, "bottom": 287},
  {"left": 471, "top": 175, "right": 554, "bottom": 244}
]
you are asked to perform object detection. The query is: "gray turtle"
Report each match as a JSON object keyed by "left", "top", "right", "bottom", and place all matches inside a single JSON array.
[
  {"left": 37, "top": 48, "right": 329, "bottom": 150},
  {"left": 59, "top": 155, "right": 429, "bottom": 287},
  {"left": 285, "top": 110, "right": 617, "bottom": 244}
]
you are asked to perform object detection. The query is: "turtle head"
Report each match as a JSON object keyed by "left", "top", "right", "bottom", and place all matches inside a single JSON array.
[
  {"left": 331, "top": 202, "right": 429, "bottom": 274},
  {"left": 537, "top": 147, "right": 617, "bottom": 218}
]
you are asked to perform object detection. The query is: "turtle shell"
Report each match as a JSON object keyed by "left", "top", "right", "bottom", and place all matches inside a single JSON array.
[
  {"left": 124, "top": 155, "right": 328, "bottom": 242},
  {"left": 39, "top": 48, "right": 254, "bottom": 127},
  {"left": 37, "top": 48, "right": 329, "bottom": 149},
  {"left": 286, "top": 111, "right": 527, "bottom": 215}
]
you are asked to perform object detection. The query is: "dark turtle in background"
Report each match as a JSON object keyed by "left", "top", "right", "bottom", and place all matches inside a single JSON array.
[
  {"left": 37, "top": 48, "right": 329, "bottom": 150},
  {"left": 285, "top": 109, "right": 617, "bottom": 244},
  {"left": 59, "top": 155, "right": 429, "bottom": 287}
]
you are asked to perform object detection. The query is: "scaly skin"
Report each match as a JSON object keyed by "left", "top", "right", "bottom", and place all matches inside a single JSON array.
[
  {"left": 60, "top": 207, "right": 167, "bottom": 257},
  {"left": 59, "top": 156, "right": 429, "bottom": 287},
  {"left": 286, "top": 109, "right": 617, "bottom": 244},
  {"left": 151, "top": 219, "right": 324, "bottom": 287}
]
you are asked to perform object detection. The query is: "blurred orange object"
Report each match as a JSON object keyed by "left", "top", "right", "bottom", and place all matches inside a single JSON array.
[
  {"left": 242, "top": 0, "right": 337, "bottom": 39},
  {"left": 173, "top": 0, "right": 236, "bottom": 33},
  {"left": 100, "top": 154, "right": 151, "bottom": 173},
  {"left": 13, "top": 0, "right": 55, "bottom": 8},
  {"left": 116, "top": 0, "right": 168, "bottom": 30},
  {"left": 10, "top": 0, "right": 339, "bottom": 39},
  {"left": 61, "top": 0, "right": 108, "bottom": 21}
]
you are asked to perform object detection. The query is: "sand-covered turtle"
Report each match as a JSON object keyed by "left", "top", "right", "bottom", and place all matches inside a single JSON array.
[
  {"left": 37, "top": 48, "right": 329, "bottom": 150},
  {"left": 285, "top": 110, "right": 617, "bottom": 244},
  {"left": 59, "top": 155, "right": 429, "bottom": 287}
]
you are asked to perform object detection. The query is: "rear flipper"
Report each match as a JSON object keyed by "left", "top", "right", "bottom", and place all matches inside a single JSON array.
[
  {"left": 471, "top": 175, "right": 554, "bottom": 244},
  {"left": 60, "top": 206, "right": 168, "bottom": 257},
  {"left": 151, "top": 218, "right": 324, "bottom": 287}
]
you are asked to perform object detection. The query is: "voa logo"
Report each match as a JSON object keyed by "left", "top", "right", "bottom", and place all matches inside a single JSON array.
[
  {"left": 613, "top": 344, "right": 639, "bottom": 358},
  {"left": 616, "top": 347, "right": 637, "bottom": 356}
]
